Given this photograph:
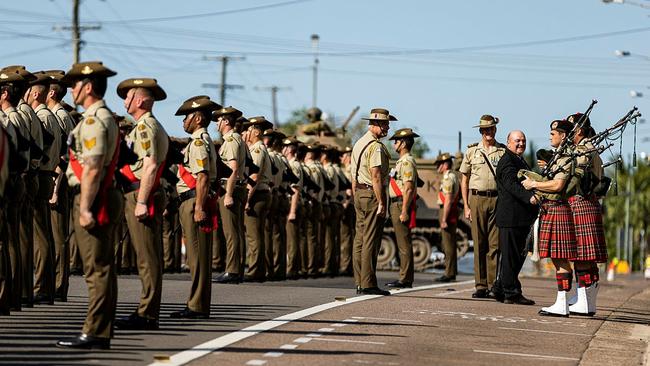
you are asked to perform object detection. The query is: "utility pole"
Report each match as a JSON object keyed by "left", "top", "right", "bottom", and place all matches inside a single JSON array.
[
  {"left": 202, "top": 56, "right": 245, "bottom": 106},
  {"left": 458, "top": 131, "right": 462, "bottom": 152},
  {"left": 311, "top": 34, "right": 320, "bottom": 108},
  {"left": 254, "top": 86, "right": 291, "bottom": 125},
  {"left": 52, "top": 0, "right": 101, "bottom": 64}
]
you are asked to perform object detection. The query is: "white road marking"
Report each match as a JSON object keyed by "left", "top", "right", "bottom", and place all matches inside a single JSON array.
[
  {"left": 343, "top": 318, "right": 360, "bottom": 323},
  {"left": 331, "top": 323, "right": 347, "bottom": 327},
  {"left": 498, "top": 327, "right": 593, "bottom": 337},
  {"left": 351, "top": 316, "right": 423, "bottom": 324},
  {"left": 305, "top": 333, "right": 323, "bottom": 337},
  {"left": 279, "top": 344, "right": 298, "bottom": 350},
  {"left": 318, "top": 328, "right": 335, "bottom": 332},
  {"left": 263, "top": 352, "right": 284, "bottom": 358},
  {"left": 245, "top": 360, "right": 267, "bottom": 366},
  {"left": 314, "top": 337, "right": 386, "bottom": 345},
  {"left": 293, "top": 337, "right": 312, "bottom": 343},
  {"left": 148, "top": 280, "right": 474, "bottom": 366},
  {"left": 434, "top": 288, "right": 475, "bottom": 297},
  {"left": 473, "top": 350, "right": 580, "bottom": 361}
]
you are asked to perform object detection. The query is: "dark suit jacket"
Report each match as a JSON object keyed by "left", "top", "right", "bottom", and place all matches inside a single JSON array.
[{"left": 495, "top": 149, "right": 539, "bottom": 228}]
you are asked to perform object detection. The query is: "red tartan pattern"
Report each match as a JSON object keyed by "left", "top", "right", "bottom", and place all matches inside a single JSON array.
[
  {"left": 539, "top": 201, "right": 577, "bottom": 260},
  {"left": 568, "top": 196, "right": 608, "bottom": 263}
]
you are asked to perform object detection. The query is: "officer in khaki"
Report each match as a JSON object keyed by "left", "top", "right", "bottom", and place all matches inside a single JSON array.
[
  {"left": 282, "top": 137, "right": 303, "bottom": 278},
  {"left": 243, "top": 116, "right": 273, "bottom": 281},
  {"left": 212, "top": 106, "right": 247, "bottom": 284},
  {"left": 434, "top": 153, "right": 460, "bottom": 282},
  {"left": 56, "top": 61, "right": 122, "bottom": 350},
  {"left": 304, "top": 143, "right": 324, "bottom": 276},
  {"left": 171, "top": 96, "right": 219, "bottom": 319},
  {"left": 114, "top": 78, "right": 169, "bottom": 329},
  {"left": 386, "top": 128, "right": 419, "bottom": 288},
  {"left": 351, "top": 108, "right": 392, "bottom": 296},
  {"left": 459, "top": 114, "right": 505, "bottom": 298}
]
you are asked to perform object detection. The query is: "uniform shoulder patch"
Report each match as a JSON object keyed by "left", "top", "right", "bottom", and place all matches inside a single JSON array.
[
  {"left": 140, "top": 132, "right": 148, "bottom": 139},
  {"left": 138, "top": 124, "right": 146, "bottom": 131},
  {"left": 225, "top": 136, "right": 234, "bottom": 142},
  {"left": 467, "top": 142, "right": 478, "bottom": 148},
  {"left": 403, "top": 161, "right": 410, "bottom": 167},
  {"left": 254, "top": 148, "right": 260, "bottom": 154},
  {"left": 141, "top": 141, "right": 151, "bottom": 150},
  {"left": 194, "top": 139, "right": 204, "bottom": 147},
  {"left": 85, "top": 117, "right": 95, "bottom": 125},
  {"left": 196, "top": 158, "right": 207, "bottom": 167},
  {"left": 83, "top": 137, "right": 96, "bottom": 149},
  {"left": 404, "top": 171, "right": 413, "bottom": 178}
]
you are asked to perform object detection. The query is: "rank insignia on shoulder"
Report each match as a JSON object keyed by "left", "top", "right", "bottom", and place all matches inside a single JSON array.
[
  {"left": 403, "top": 161, "right": 410, "bottom": 167},
  {"left": 83, "top": 137, "right": 96, "bottom": 149},
  {"left": 140, "top": 132, "right": 148, "bottom": 139},
  {"left": 138, "top": 124, "right": 146, "bottom": 131},
  {"left": 85, "top": 117, "right": 95, "bottom": 125},
  {"left": 141, "top": 141, "right": 151, "bottom": 150},
  {"left": 225, "top": 137, "right": 234, "bottom": 142},
  {"left": 196, "top": 158, "right": 206, "bottom": 167},
  {"left": 194, "top": 140, "right": 204, "bottom": 147},
  {"left": 404, "top": 171, "right": 412, "bottom": 178},
  {"left": 467, "top": 143, "right": 478, "bottom": 148},
  {"left": 254, "top": 148, "right": 260, "bottom": 154}
]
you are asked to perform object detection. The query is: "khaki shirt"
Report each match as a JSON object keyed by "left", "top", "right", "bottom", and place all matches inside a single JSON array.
[
  {"left": 351, "top": 130, "right": 390, "bottom": 187},
  {"left": 269, "top": 150, "right": 284, "bottom": 189},
  {"left": 288, "top": 157, "right": 303, "bottom": 191},
  {"left": 0, "top": 111, "right": 18, "bottom": 156},
  {"left": 18, "top": 101, "right": 44, "bottom": 170},
  {"left": 249, "top": 140, "right": 271, "bottom": 191},
  {"left": 66, "top": 100, "right": 118, "bottom": 187},
  {"left": 389, "top": 153, "right": 417, "bottom": 199},
  {"left": 34, "top": 104, "right": 62, "bottom": 172},
  {"left": 127, "top": 112, "right": 169, "bottom": 180},
  {"left": 438, "top": 170, "right": 460, "bottom": 205},
  {"left": 50, "top": 103, "right": 76, "bottom": 135},
  {"left": 324, "top": 161, "right": 339, "bottom": 200},
  {"left": 305, "top": 160, "right": 324, "bottom": 201},
  {"left": 1, "top": 107, "right": 29, "bottom": 168},
  {"left": 176, "top": 127, "right": 217, "bottom": 194},
  {"left": 218, "top": 129, "right": 245, "bottom": 181},
  {"left": 459, "top": 141, "right": 505, "bottom": 191}
]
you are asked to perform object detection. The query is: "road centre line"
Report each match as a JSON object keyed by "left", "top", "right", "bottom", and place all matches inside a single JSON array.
[
  {"left": 331, "top": 323, "right": 347, "bottom": 327},
  {"left": 473, "top": 350, "right": 580, "bottom": 361},
  {"left": 318, "top": 328, "right": 335, "bottom": 332},
  {"left": 293, "top": 337, "right": 312, "bottom": 343},
  {"left": 313, "top": 337, "right": 386, "bottom": 345},
  {"left": 280, "top": 344, "right": 298, "bottom": 350},
  {"left": 498, "top": 327, "right": 593, "bottom": 337},
  {"left": 148, "top": 280, "right": 474, "bottom": 366},
  {"left": 263, "top": 352, "right": 284, "bottom": 358},
  {"left": 245, "top": 360, "right": 267, "bottom": 366},
  {"left": 306, "top": 333, "right": 323, "bottom": 337}
]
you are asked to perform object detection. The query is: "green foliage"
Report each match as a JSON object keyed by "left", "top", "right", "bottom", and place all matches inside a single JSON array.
[{"left": 279, "top": 107, "right": 309, "bottom": 136}]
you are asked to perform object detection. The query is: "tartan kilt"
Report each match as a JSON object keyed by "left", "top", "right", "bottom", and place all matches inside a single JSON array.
[
  {"left": 539, "top": 201, "right": 577, "bottom": 260},
  {"left": 569, "top": 196, "right": 608, "bottom": 263}
]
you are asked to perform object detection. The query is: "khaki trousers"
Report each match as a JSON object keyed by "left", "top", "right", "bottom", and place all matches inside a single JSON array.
[
  {"left": 441, "top": 222, "right": 458, "bottom": 278},
  {"left": 470, "top": 194, "right": 499, "bottom": 290},
  {"left": 264, "top": 191, "right": 279, "bottom": 278},
  {"left": 73, "top": 188, "right": 122, "bottom": 339},
  {"left": 162, "top": 206, "right": 181, "bottom": 272},
  {"left": 339, "top": 202, "right": 355, "bottom": 274},
  {"left": 389, "top": 201, "right": 414, "bottom": 284},
  {"left": 322, "top": 202, "right": 342, "bottom": 275},
  {"left": 286, "top": 202, "right": 302, "bottom": 275},
  {"left": 244, "top": 190, "right": 271, "bottom": 279},
  {"left": 211, "top": 221, "right": 226, "bottom": 272},
  {"left": 124, "top": 189, "right": 165, "bottom": 320},
  {"left": 353, "top": 189, "right": 384, "bottom": 289},
  {"left": 6, "top": 176, "right": 24, "bottom": 308},
  {"left": 20, "top": 173, "right": 38, "bottom": 302},
  {"left": 218, "top": 186, "right": 245, "bottom": 274},
  {"left": 272, "top": 193, "right": 288, "bottom": 278},
  {"left": 33, "top": 174, "right": 55, "bottom": 298},
  {"left": 51, "top": 176, "right": 70, "bottom": 298},
  {"left": 305, "top": 200, "right": 321, "bottom": 276},
  {"left": 300, "top": 202, "right": 311, "bottom": 274},
  {"left": 179, "top": 197, "right": 212, "bottom": 313},
  {"left": 0, "top": 200, "right": 10, "bottom": 312}
]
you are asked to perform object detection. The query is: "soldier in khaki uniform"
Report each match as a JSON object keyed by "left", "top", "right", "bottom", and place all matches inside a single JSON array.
[
  {"left": 212, "top": 107, "right": 246, "bottom": 284},
  {"left": 56, "top": 61, "right": 122, "bottom": 349},
  {"left": 351, "top": 108, "right": 392, "bottom": 296},
  {"left": 26, "top": 72, "right": 63, "bottom": 305},
  {"left": 339, "top": 146, "right": 355, "bottom": 276},
  {"left": 385, "top": 128, "right": 419, "bottom": 288},
  {"left": 303, "top": 142, "right": 324, "bottom": 277},
  {"left": 242, "top": 116, "right": 273, "bottom": 281},
  {"left": 45, "top": 70, "right": 76, "bottom": 302},
  {"left": 263, "top": 129, "right": 288, "bottom": 280},
  {"left": 171, "top": 96, "right": 220, "bottom": 319},
  {"left": 0, "top": 95, "right": 15, "bottom": 314},
  {"left": 434, "top": 153, "right": 460, "bottom": 282},
  {"left": 0, "top": 70, "right": 30, "bottom": 311},
  {"left": 282, "top": 136, "right": 303, "bottom": 279},
  {"left": 459, "top": 115, "right": 506, "bottom": 298},
  {"left": 114, "top": 78, "right": 169, "bottom": 329},
  {"left": 321, "top": 146, "right": 342, "bottom": 276}
]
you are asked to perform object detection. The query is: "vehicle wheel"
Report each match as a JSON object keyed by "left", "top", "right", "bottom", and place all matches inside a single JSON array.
[
  {"left": 377, "top": 234, "right": 397, "bottom": 270},
  {"left": 412, "top": 235, "right": 432, "bottom": 271},
  {"left": 456, "top": 227, "right": 470, "bottom": 258}
]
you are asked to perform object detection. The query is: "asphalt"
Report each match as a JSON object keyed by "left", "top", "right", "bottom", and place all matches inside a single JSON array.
[{"left": 0, "top": 271, "right": 647, "bottom": 366}]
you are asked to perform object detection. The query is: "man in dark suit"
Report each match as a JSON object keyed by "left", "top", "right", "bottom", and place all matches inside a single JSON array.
[{"left": 491, "top": 130, "right": 538, "bottom": 305}]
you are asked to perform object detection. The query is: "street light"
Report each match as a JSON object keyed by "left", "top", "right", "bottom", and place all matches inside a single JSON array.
[
  {"left": 311, "top": 34, "right": 320, "bottom": 108},
  {"left": 615, "top": 50, "right": 650, "bottom": 61}
]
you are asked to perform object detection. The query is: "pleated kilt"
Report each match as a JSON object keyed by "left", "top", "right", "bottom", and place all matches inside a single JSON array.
[
  {"left": 539, "top": 200, "right": 577, "bottom": 260},
  {"left": 568, "top": 196, "right": 608, "bottom": 263}
]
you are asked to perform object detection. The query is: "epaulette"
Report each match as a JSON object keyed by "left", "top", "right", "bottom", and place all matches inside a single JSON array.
[{"left": 467, "top": 143, "right": 478, "bottom": 148}]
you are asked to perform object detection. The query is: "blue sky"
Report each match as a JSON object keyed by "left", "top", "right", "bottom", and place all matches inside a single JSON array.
[{"left": 3, "top": 0, "right": 650, "bottom": 159}]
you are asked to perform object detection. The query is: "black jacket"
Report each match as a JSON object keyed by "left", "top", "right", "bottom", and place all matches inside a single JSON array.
[{"left": 495, "top": 149, "right": 539, "bottom": 228}]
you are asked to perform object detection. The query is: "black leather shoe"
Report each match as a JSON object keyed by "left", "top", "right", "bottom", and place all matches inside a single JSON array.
[
  {"left": 385, "top": 280, "right": 412, "bottom": 289},
  {"left": 213, "top": 272, "right": 242, "bottom": 284},
  {"left": 489, "top": 290, "right": 505, "bottom": 303},
  {"left": 115, "top": 313, "right": 159, "bottom": 330},
  {"left": 504, "top": 294, "right": 535, "bottom": 305},
  {"left": 169, "top": 307, "right": 209, "bottom": 319},
  {"left": 286, "top": 272, "right": 300, "bottom": 280},
  {"left": 56, "top": 333, "right": 110, "bottom": 350},
  {"left": 360, "top": 287, "right": 391, "bottom": 296},
  {"left": 33, "top": 293, "right": 54, "bottom": 305},
  {"left": 538, "top": 309, "right": 569, "bottom": 318},
  {"left": 54, "top": 292, "right": 68, "bottom": 302},
  {"left": 434, "top": 275, "right": 456, "bottom": 283},
  {"left": 472, "top": 289, "right": 489, "bottom": 298},
  {"left": 70, "top": 268, "right": 83, "bottom": 276},
  {"left": 243, "top": 275, "right": 266, "bottom": 283},
  {"left": 0, "top": 309, "right": 9, "bottom": 316},
  {"left": 356, "top": 286, "right": 362, "bottom": 294}
]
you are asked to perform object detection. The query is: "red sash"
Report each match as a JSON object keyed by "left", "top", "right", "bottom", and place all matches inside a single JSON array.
[
  {"left": 389, "top": 177, "right": 417, "bottom": 229},
  {"left": 438, "top": 190, "right": 459, "bottom": 225},
  {"left": 69, "top": 136, "right": 120, "bottom": 227},
  {"left": 120, "top": 160, "right": 166, "bottom": 217},
  {"left": 178, "top": 164, "right": 218, "bottom": 233}
]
